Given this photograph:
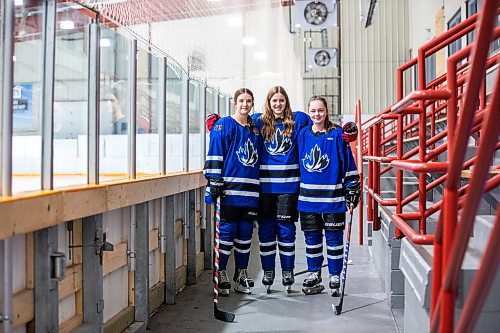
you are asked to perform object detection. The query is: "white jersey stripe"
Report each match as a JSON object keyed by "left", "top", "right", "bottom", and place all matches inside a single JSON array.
[
  {"left": 278, "top": 241, "right": 295, "bottom": 247},
  {"left": 225, "top": 190, "right": 259, "bottom": 197},
  {"left": 300, "top": 183, "right": 343, "bottom": 190},
  {"left": 260, "top": 164, "right": 299, "bottom": 170},
  {"left": 260, "top": 241, "right": 277, "bottom": 246},
  {"left": 220, "top": 249, "right": 232, "bottom": 255},
  {"left": 219, "top": 240, "right": 233, "bottom": 246},
  {"left": 279, "top": 250, "right": 295, "bottom": 256},
  {"left": 299, "top": 196, "right": 345, "bottom": 203},
  {"left": 234, "top": 238, "right": 252, "bottom": 244},
  {"left": 327, "top": 254, "right": 344, "bottom": 260},
  {"left": 345, "top": 170, "right": 359, "bottom": 176},
  {"left": 206, "top": 155, "right": 223, "bottom": 161},
  {"left": 306, "top": 253, "right": 323, "bottom": 258},
  {"left": 204, "top": 168, "right": 222, "bottom": 174},
  {"left": 327, "top": 245, "right": 344, "bottom": 251},
  {"left": 306, "top": 243, "right": 323, "bottom": 249},
  {"left": 224, "top": 177, "right": 260, "bottom": 184},
  {"left": 260, "top": 177, "right": 300, "bottom": 183},
  {"left": 234, "top": 248, "right": 251, "bottom": 254}
]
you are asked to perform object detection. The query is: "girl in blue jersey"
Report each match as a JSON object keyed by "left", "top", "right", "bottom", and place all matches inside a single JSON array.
[
  {"left": 252, "top": 86, "right": 310, "bottom": 292},
  {"left": 296, "top": 95, "right": 360, "bottom": 295},
  {"left": 204, "top": 88, "right": 262, "bottom": 295}
]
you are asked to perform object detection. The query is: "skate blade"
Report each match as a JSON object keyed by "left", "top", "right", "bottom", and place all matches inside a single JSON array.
[
  {"left": 219, "top": 289, "right": 230, "bottom": 297},
  {"left": 302, "top": 285, "right": 325, "bottom": 295},
  {"left": 264, "top": 285, "right": 272, "bottom": 294},
  {"left": 331, "top": 289, "right": 340, "bottom": 297},
  {"left": 234, "top": 287, "right": 252, "bottom": 294},
  {"left": 286, "top": 285, "right": 292, "bottom": 294}
]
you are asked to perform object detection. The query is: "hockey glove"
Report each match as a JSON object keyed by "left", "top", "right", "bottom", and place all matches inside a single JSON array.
[
  {"left": 205, "top": 113, "right": 221, "bottom": 131},
  {"left": 342, "top": 122, "right": 358, "bottom": 143},
  {"left": 209, "top": 177, "right": 225, "bottom": 201},
  {"left": 345, "top": 183, "right": 360, "bottom": 210}
]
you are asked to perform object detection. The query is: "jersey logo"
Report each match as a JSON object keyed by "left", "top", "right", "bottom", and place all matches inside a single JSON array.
[
  {"left": 237, "top": 139, "right": 259, "bottom": 167},
  {"left": 265, "top": 128, "right": 292, "bottom": 155},
  {"left": 302, "top": 144, "right": 329, "bottom": 172}
]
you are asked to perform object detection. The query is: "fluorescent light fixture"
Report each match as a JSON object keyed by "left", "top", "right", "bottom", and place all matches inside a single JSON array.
[
  {"left": 227, "top": 16, "right": 242, "bottom": 27},
  {"left": 253, "top": 52, "right": 266, "bottom": 60},
  {"left": 15, "top": 0, "right": 24, "bottom": 6},
  {"left": 242, "top": 37, "right": 256, "bottom": 46},
  {"left": 100, "top": 38, "right": 112, "bottom": 47},
  {"left": 13, "top": 55, "right": 17, "bottom": 62},
  {"left": 60, "top": 20, "right": 75, "bottom": 30}
]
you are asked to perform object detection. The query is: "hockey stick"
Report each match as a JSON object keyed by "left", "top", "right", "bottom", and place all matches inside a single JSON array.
[
  {"left": 213, "top": 197, "right": 235, "bottom": 322},
  {"left": 333, "top": 209, "right": 354, "bottom": 315},
  {"left": 294, "top": 264, "right": 328, "bottom": 277}
]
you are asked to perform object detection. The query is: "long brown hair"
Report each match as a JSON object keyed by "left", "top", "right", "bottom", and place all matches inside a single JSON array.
[
  {"left": 261, "top": 86, "right": 294, "bottom": 141},
  {"left": 307, "top": 95, "right": 337, "bottom": 133}
]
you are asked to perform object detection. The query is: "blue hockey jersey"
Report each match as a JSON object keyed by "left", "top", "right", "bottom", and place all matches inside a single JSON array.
[
  {"left": 252, "top": 111, "right": 311, "bottom": 194},
  {"left": 297, "top": 125, "right": 360, "bottom": 213},
  {"left": 204, "top": 116, "right": 262, "bottom": 208}
]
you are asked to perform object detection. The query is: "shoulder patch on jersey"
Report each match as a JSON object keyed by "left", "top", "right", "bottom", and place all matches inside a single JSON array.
[
  {"left": 213, "top": 124, "right": 222, "bottom": 131},
  {"left": 265, "top": 127, "right": 292, "bottom": 156},
  {"left": 302, "top": 144, "right": 329, "bottom": 172},
  {"left": 237, "top": 139, "right": 259, "bottom": 167}
]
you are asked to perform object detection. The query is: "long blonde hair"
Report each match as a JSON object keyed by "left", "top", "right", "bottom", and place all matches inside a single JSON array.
[
  {"left": 261, "top": 86, "right": 294, "bottom": 141},
  {"left": 307, "top": 95, "right": 337, "bottom": 133}
]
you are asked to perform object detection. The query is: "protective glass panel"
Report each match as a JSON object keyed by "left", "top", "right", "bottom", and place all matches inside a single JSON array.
[{"left": 166, "top": 63, "right": 182, "bottom": 173}]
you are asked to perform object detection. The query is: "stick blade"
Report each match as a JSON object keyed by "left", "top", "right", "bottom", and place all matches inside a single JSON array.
[
  {"left": 334, "top": 304, "right": 342, "bottom": 315},
  {"left": 214, "top": 304, "right": 235, "bottom": 322}
]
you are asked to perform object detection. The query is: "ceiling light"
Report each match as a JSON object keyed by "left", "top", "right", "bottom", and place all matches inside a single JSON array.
[
  {"left": 227, "top": 17, "right": 242, "bottom": 27},
  {"left": 15, "top": 0, "right": 24, "bottom": 6},
  {"left": 100, "top": 38, "right": 112, "bottom": 47},
  {"left": 60, "top": 20, "right": 75, "bottom": 30},
  {"left": 253, "top": 52, "right": 266, "bottom": 60},
  {"left": 13, "top": 56, "right": 17, "bottom": 62},
  {"left": 242, "top": 37, "right": 256, "bottom": 46}
]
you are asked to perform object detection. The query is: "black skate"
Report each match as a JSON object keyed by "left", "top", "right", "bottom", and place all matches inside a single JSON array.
[
  {"left": 329, "top": 275, "right": 341, "bottom": 297},
  {"left": 302, "top": 271, "right": 324, "bottom": 295},
  {"left": 233, "top": 268, "right": 253, "bottom": 294},
  {"left": 218, "top": 270, "right": 231, "bottom": 296},
  {"left": 282, "top": 270, "right": 294, "bottom": 293},
  {"left": 262, "top": 270, "right": 275, "bottom": 294}
]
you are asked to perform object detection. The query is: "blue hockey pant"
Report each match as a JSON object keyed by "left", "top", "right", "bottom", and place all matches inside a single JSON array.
[
  {"left": 218, "top": 218, "right": 253, "bottom": 270},
  {"left": 258, "top": 218, "right": 296, "bottom": 271},
  {"left": 304, "top": 229, "right": 344, "bottom": 275}
]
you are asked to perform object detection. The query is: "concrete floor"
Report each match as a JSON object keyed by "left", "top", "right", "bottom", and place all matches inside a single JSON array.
[{"left": 148, "top": 211, "right": 404, "bottom": 333}]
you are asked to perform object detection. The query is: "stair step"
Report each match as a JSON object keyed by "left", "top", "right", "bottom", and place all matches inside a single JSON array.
[{"left": 468, "top": 215, "right": 495, "bottom": 257}]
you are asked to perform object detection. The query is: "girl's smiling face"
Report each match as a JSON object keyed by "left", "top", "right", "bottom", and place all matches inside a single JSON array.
[
  {"left": 234, "top": 93, "right": 254, "bottom": 116},
  {"left": 270, "top": 93, "right": 286, "bottom": 117},
  {"left": 308, "top": 99, "right": 327, "bottom": 127}
]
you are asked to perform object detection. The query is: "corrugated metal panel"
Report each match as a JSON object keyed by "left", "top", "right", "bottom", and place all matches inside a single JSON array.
[{"left": 341, "top": 0, "right": 410, "bottom": 116}]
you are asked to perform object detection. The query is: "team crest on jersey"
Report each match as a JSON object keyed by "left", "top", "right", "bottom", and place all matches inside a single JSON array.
[
  {"left": 237, "top": 139, "right": 258, "bottom": 167},
  {"left": 265, "top": 128, "right": 292, "bottom": 155},
  {"left": 302, "top": 144, "right": 329, "bottom": 172}
]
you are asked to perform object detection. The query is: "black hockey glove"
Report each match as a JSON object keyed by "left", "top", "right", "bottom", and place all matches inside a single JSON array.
[
  {"left": 209, "top": 177, "right": 225, "bottom": 201},
  {"left": 345, "top": 183, "right": 360, "bottom": 210}
]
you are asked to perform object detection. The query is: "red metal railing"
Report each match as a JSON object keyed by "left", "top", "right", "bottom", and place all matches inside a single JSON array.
[{"left": 354, "top": 0, "right": 500, "bottom": 332}]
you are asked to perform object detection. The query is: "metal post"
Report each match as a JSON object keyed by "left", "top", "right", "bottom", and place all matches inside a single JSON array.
[
  {"left": 128, "top": 39, "right": 137, "bottom": 178},
  {"left": 81, "top": 215, "right": 104, "bottom": 333},
  {"left": 165, "top": 196, "right": 176, "bottom": 304},
  {"left": 41, "top": 0, "right": 56, "bottom": 190},
  {"left": 181, "top": 72, "right": 189, "bottom": 171},
  {"left": 88, "top": 22, "right": 100, "bottom": 185},
  {"left": 34, "top": 227, "right": 59, "bottom": 332},
  {"left": 200, "top": 83, "right": 207, "bottom": 168},
  {"left": 129, "top": 206, "right": 137, "bottom": 272},
  {"left": 159, "top": 197, "right": 167, "bottom": 253},
  {"left": 214, "top": 90, "right": 219, "bottom": 116},
  {"left": 204, "top": 198, "right": 213, "bottom": 270},
  {"left": 187, "top": 190, "right": 197, "bottom": 285},
  {"left": 0, "top": 1, "right": 14, "bottom": 331},
  {"left": 158, "top": 57, "right": 167, "bottom": 175},
  {"left": 134, "top": 203, "right": 149, "bottom": 326}
]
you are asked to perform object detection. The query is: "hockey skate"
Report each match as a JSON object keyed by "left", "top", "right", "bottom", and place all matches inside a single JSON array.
[
  {"left": 302, "top": 271, "right": 324, "bottom": 295},
  {"left": 233, "top": 268, "right": 253, "bottom": 294},
  {"left": 218, "top": 270, "right": 231, "bottom": 296},
  {"left": 282, "top": 270, "right": 294, "bottom": 293},
  {"left": 262, "top": 270, "right": 275, "bottom": 293},
  {"left": 329, "top": 275, "right": 341, "bottom": 297}
]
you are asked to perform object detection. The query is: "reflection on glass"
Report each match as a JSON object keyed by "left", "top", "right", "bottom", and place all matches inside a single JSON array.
[
  {"left": 136, "top": 47, "right": 160, "bottom": 177},
  {"left": 166, "top": 63, "right": 183, "bottom": 173},
  {"left": 218, "top": 95, "right": 226, "bottom": 116},
  {"left": 205, "top": 89, "right": 214, "bottom": 152},
  {"left": 12, "top": 2, "right": 44, "bottom": 193},
  {"left": 99, "top": 27, "right": 130, "bottom": 182},
  {"left": 189, "top": 82, "right": 201, "bottom": 170},
  {"left": 53, "top": 2, "right": 90, "bottom": 189}
]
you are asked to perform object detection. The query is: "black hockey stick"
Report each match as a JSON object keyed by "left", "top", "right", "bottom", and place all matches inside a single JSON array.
[
  {"left": 333, "top": 209, "right": 354, "bottom": 315},
  {"left": 213, "top": 198, "right": 235, "bottom": 322},
  {"left": 294, "top": 264, "right": 328, "bottom": 277}
]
